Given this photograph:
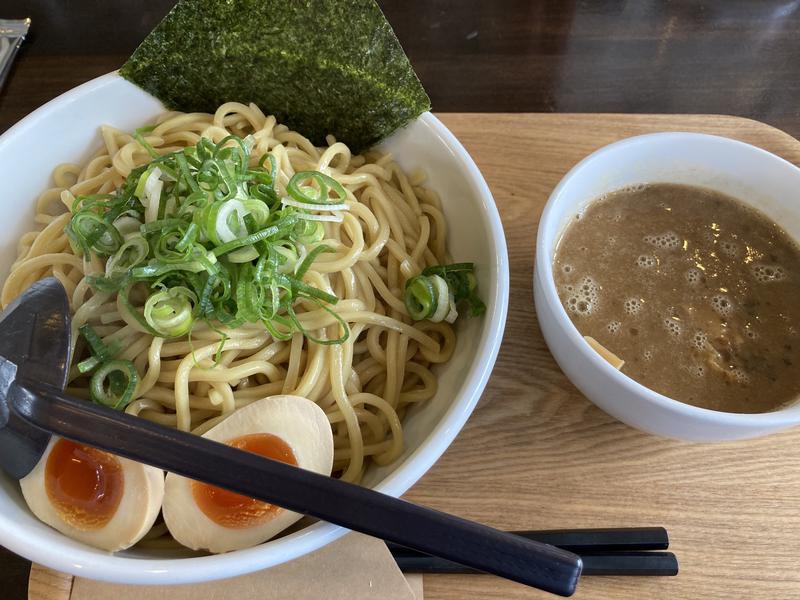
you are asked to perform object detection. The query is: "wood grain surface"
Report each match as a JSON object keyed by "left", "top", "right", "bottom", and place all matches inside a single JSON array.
[
  {"left": 28, "top": 565, "right": 71, "bottom": 600},
  {"left": 29, "top": 113, "right": 800, "bottom": 599}
]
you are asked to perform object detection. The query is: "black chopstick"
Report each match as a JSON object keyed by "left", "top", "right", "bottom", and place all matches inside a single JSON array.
[
  {"left": 580, "top": 552, "right": 679, "bottom": 576},
  {"left": 14, "top": 377, "right": 582, "bottom": 596},
  {"left": 387, "top": 527, "right": 669, "bottom": 556},
  {"left": 389, "top": 527, "right": 678, "bottom": 577},
  {"left": 394, "top": 551, "right": 679, "bottom": 577}
]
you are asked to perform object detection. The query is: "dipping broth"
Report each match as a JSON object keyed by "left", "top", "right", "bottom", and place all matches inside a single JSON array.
[{"left": 553, "top": 183, "right": 800, "bottom": 413}]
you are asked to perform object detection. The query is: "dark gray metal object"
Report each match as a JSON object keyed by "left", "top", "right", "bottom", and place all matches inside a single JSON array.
[{"left": 0, "top": 277, "right": 68, "bottom": 478}]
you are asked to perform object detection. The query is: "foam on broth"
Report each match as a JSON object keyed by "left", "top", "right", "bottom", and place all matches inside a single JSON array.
[{"left": 554, "top": 183, "right": 800, "bottom": 414}]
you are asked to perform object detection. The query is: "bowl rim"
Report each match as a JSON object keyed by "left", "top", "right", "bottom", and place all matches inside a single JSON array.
[
  {"left": 0, "top": 72, "right": 510, "bottom": 583},
  {"left": 535, "top": 131, "right": 800, "bottom": 427}
]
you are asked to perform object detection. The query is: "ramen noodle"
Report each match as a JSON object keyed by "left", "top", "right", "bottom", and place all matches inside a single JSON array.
[{"left": 1, "top": 102, "right": 458, "bottom": 483}]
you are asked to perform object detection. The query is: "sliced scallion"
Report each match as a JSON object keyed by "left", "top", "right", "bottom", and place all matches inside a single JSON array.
[
  {"left": 404, "top": 275, "right": 437, "bottom": 320},
  {"left": 70, "top": 135, "right": 357, "bottom": 346},
  {"left": 287, "top": 171, "right": 347, "bottom": 205},
  {"left": 90, "top": 360, "right": 139, "bottom": 409},
  {"left": 405, "top": 263, "right": 485, "bottom": 322},
  {"left": 105, "top": 237, "right": 149, "bottom": 276},
  {"left": 144, "top": 286, "right": 197, "bottom": 337}
]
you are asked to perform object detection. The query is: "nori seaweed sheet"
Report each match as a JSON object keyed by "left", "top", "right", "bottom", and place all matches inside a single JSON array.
[{"left": 120, "top": 0, "right": 431, "bottom": 152}]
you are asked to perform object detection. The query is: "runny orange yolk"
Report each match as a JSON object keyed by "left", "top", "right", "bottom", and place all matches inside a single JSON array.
[
  {"left": 45, "top": 439, "right": 124, "bottom": 530},
  {"left": 191, "top": 433, "right": 297, "bottom": 529}
]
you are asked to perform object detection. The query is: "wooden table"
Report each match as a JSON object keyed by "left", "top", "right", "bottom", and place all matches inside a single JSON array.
[
  {"left": 5, "top": 1, "right": 800, "bottom": 598},
  {"left": 22, "top": 113, "right": 800, "bottom": 599},
  {"left": 410, "top": 113, "right": 800, "bottom": 599}
]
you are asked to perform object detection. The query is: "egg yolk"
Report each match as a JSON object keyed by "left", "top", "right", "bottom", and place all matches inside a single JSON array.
[
  {"left": 192, "top": 433, "right": 297, "bottom": 529},
  {"left": 45, "top": 439, "right": 124, "bottom": 530}
]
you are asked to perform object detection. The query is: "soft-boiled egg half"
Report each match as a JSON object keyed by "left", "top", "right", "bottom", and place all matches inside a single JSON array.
[
  {"left": 20, "top": 437, "right": 164, "bottom": 552},
  {"left": 162, "top": 394, "right": 334, "bottom": 553}
]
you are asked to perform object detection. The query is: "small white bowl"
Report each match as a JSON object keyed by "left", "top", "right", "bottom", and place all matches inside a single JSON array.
[
  {"left": 534, "top": 132, "right": 800, "bottom": 442},
  {"left": 0, "top": 73, "right": 509, "bottom": 583}
]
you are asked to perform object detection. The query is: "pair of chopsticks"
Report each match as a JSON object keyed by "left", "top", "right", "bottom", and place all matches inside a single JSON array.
[{"left": 389, "top": 527, "right": 678, "bottom": 577}]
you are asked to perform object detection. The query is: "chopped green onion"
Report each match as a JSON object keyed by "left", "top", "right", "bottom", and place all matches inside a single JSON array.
[
  {"left": 113, "top": 216, "right": 143, "bottom": 238},
  {"left": 287, "top": 171, "right": 347, "bottom": 205},
  {"left": 76, "top": 324, "right": 123, "bottom": 382},
  {"left": 133, "top": 128, "right": 160, "bottom": 160},
  {"left": 212, "top": 223, "right": 281, "bottom": 256},
  {"left": 285, "top": 275, "right": 339, "bottom": 305},
  {"left": 214, "top": 199, "right": 249, "bottom": 243},
  {"left": 175, "top": 222, "right": 199, "bottom": 251},
  {"left": 293, "top": 220, "right": 325, "bottom": 244},
  {"left": 241, "top": 198, "right": 270, "bottom": 226},
  {"left": 273, "top": 243, "right": 299, "bottom": 274},
  {"left": 281, "top": 197, "right": 348, "bottom": 212},
  {"left": 140, "top": 218, "right": 185, "bottom": 234},
  {"left": 175, "top": 152, "right": 201, "bottom": 193},
  {"left": 67, "top": 212, "right": 123, "bottom": 256},
  {"left": 105, "top": 237, "right": 149, "bottom": 276},
  {"left": 70, "top": 135, "right": 347, "bottom": 345},
  {"left": 85, "top": 273, "right": 130, "bottom": 293},
  {"left": 77, "top": 356, "right": 101, "bottom": 374},
  {"left": 428, "top": 275, "right": 450, "bottom": 322},
  {"left": 422, "top": 263, "right": 486, "bottom": 317},
  {"left": 118, "top": 285, "right": 161, "bottom": 335},
  {"left": 295, "top": 245, "right": 334, "bottom": 279},
  {"left": 287, "top": 298, "right": 350, "bottom": 345},
  {"left": 226, "top": 245, "right": 260, "bottom": 263},
  {"left": 90, "top": 360, "right": 139, "bottom": 410},
  {"left": 144, "top": 287, "right": 197, "bottom": 337},
  {"left": 134, "top": 167, "right": 153, "bottom": 200},
  {"left": 79, "top": 324, "right": 115, "bottom": 363},
  {"left": 404, "top": 275, "right": 437, "bottom": 320},
  {"left": 405, "top": 263, "right": 486, "bottom": 322},
  {"left": 296, "top": 212, "right": 343, "bottom": 223},
  {"left": 131, "top": 260, "right": 207, "bottom": 279}
]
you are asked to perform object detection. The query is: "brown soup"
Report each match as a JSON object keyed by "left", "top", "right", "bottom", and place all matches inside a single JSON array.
[{"left": 553, "top": 183, "right": 800, "bottom": 413}]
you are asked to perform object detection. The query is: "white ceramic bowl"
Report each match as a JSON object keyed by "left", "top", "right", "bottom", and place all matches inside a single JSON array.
[
  {"left": 534, "top": 132, "right": 800, "bottom": 442},
  {"left": 0, "top": 73, "right": 509, "bottom": 583}
]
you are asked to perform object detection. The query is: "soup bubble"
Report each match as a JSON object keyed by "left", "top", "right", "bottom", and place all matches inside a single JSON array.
[
  {"left": 731, "top": 367, "right": 750, "bottom": 385},
  {"left": 663, "top": 318, "right": 682, "bottom": 337},
  {"left": 623, "top": 297, "right": 642, "bottom": 315},
  {"left": 565, "top": 294, "right": 595, "bottom": 316},
  {"left": 687, "top": 364, "right": 706, "bottom": 378},
  {"left": 711, "top": 294, "right": 734, "bottom": 317},
  {"left": 751, "top": 264, "right": 786, "bottom": 283},
  {"left": 691, "top": 330, "right": 708, "bottom": 350},
  {"left": 636, "top": 255, "right": 657, "bottom": 269},
  {"left": 644, "top": 231, "right": 681, "bottom": 250},
  {"left": 720, "top": 241, "right": 739, "bottom": 257},
  {"left": 578, "top": 276, "right": 600, "bottom": 302},
  {"left": 685, "top": 267, "right": 703, "bottom": 285}
]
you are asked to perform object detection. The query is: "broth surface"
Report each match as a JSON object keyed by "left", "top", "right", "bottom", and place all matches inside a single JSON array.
[{"left": 553, "top": 183, "right": 800, "bottom": 413}]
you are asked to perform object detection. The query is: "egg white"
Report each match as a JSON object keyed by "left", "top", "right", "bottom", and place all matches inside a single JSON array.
[
  {"left": 20, "top": 436, "right": 164, "bottom": 552},
  {"left": 162, "top": 394, "right": 334, "bottom": 553}
]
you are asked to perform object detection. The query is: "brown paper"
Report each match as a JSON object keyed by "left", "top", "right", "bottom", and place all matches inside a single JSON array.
[
  {"left": 71, "top": 533, "right": 419, "bottom": 600},
  {"left": 405, "top": 574, "right": 424, "bottom": 599}
]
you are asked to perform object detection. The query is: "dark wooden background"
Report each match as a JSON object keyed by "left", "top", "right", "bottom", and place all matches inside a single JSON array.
[{"left": 2, "top": 0, "right": 800, "bottom": 597}]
